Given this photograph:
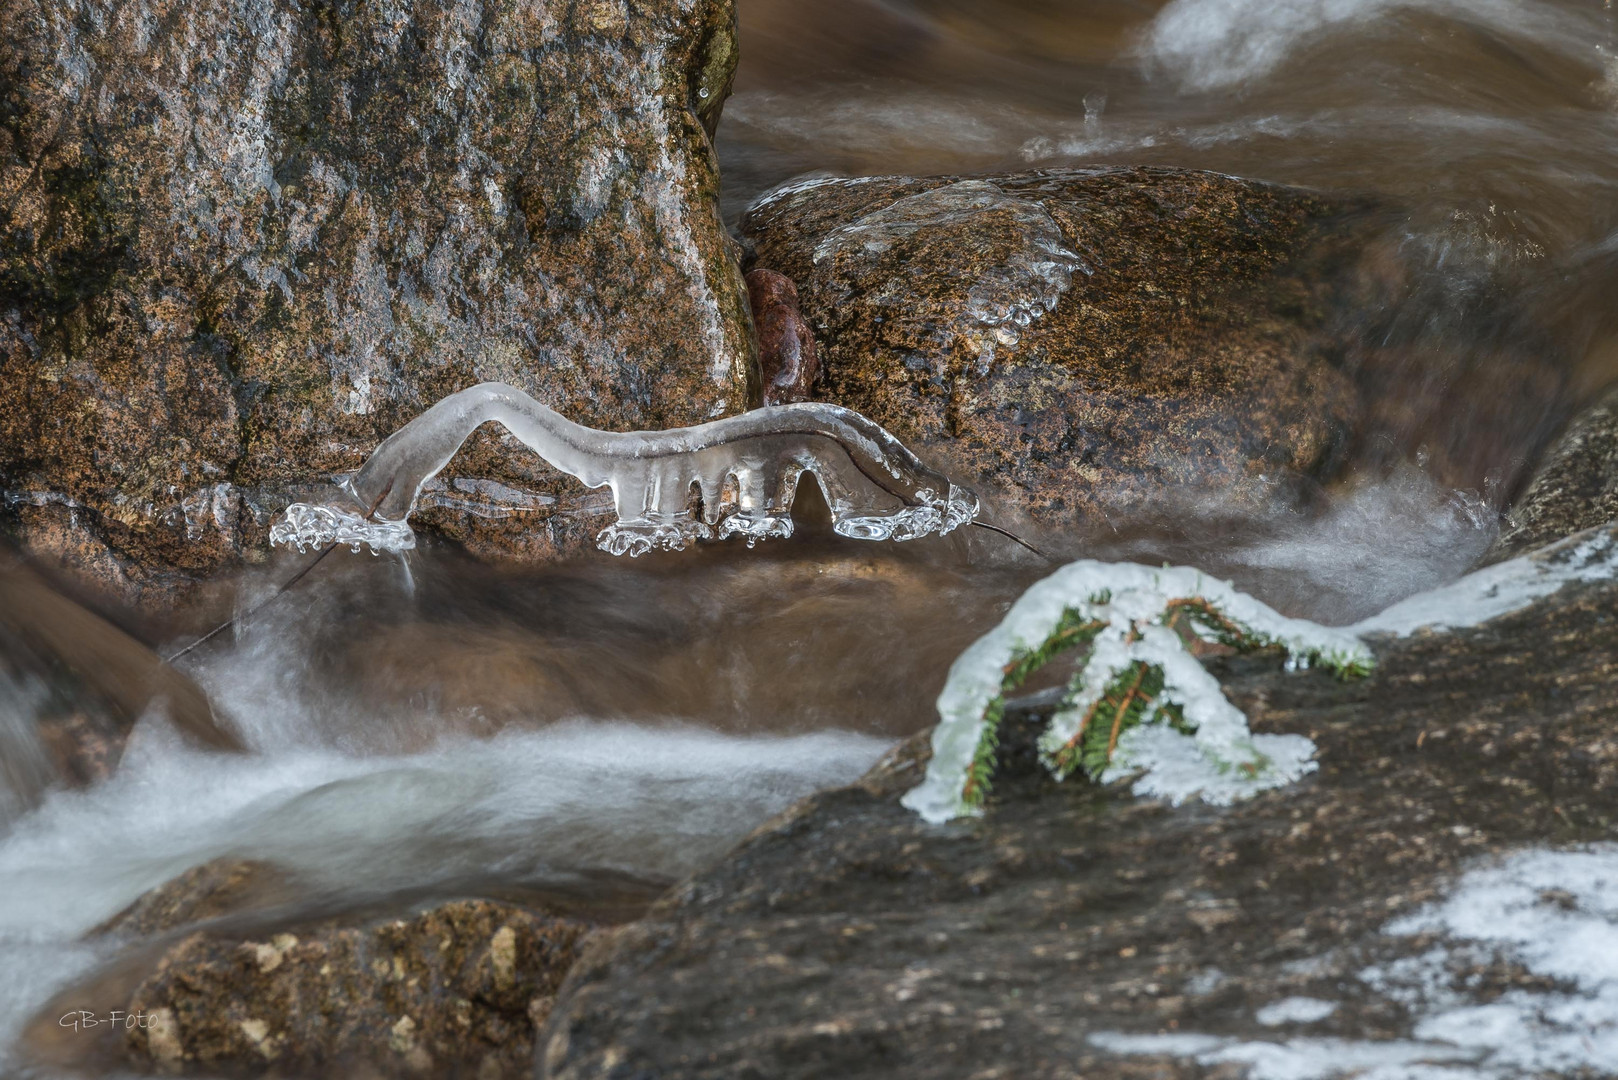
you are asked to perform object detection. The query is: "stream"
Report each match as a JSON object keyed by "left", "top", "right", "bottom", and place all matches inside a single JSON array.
[{"left": 5, "top": 0, "right": 1618, "bottom": 1076}]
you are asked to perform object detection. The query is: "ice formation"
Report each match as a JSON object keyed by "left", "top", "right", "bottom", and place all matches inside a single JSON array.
[
  {"left": 270, "top": 382, "right": 978, "bottom": 558},
  {"left": 901, "top": 561, "right": 1372, "bottom": 823},
  {"left": 905, "top": 520, "right": 1618, "bottom": 822}
]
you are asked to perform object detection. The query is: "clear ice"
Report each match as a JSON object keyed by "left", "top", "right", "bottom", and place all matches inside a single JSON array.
[{"left": 270, "top": 382, "right": 979, "bottom": 557}]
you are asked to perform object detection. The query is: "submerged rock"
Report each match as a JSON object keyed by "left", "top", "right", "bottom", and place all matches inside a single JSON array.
[
  {"left": 0, "top": 553, "right": 238, "bottom": 818},
  {"left": 740, "top": 168, "right": 1567, "bottom": 535},
  {"left": 0, "top": 0, "right": 752, "bottom": 606},
  {"left": 91, "top": 859, "right": 300, "bottom": 940},
  {"left": 539, "top": 524, "right": 1618, "bottom": 1078},
  {"left": 1489, "top": 382, "right": 1618, "bottom": 562}
]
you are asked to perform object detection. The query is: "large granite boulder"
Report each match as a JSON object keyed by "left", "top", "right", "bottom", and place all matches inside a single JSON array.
[
  {"left": 740, "top": 168, "right": 1567, "bottom": 535},
  {"left": 0, "top": 0, "right": 753, "bottom": 606},
  {"left": 539, "top": 525, "right": 1618, "bottom": 1077}
]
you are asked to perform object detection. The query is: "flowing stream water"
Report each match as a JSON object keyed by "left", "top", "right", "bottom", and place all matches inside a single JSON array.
[{"left": 5, "top": 0, "right": 1618, "bottom": 1075}]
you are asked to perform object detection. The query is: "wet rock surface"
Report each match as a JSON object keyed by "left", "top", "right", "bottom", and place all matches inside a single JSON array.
[
  {"left": 31, "top": 875, "right": 599, "bottom": 1079},
  {"left": 740, "top": 168, "right": 1567, "bottom": 535},
  {"left": 0, "top": 552, "right": 238, "bottom": 817},
  {"left": 1490, "top": 382, "right": 1618, "bottom": 563},
  {"left": 91, "top": 859, "right": 302, "bottom": 940},
  {"left": 0, "top": 0, "right": 753, "bottom": 606},
  {"left": 539, "top": 525, "right": 1618, "bottom": 1078},
  {"left": 746, "top": 267, "right": 819, "bottom": 405}
]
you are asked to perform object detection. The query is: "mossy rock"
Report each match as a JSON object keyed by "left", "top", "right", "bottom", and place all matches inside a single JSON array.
[{"left": 0, "top": 0, "right": 754, "bottom": 607}]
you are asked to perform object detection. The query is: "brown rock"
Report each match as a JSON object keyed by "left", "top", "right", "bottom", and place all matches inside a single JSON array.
[
  {"left": 0, "top": 551, "right": 239, "bottom": 817},
  {"left": 46, "top": 897, "right": 594, "bottom": 1078},
  {"left": 740, "top": 168, "right": 1566, "bottom": 533},
  {"left": 0, "top": 0, "right": 754, "bottom": 608},
  {"left": 746, "top": 268, "right": 820, "bottom": 404},
  {"left": 1488, "top": 381, "right": 1618, "bottom": 562},
  {"left": 540, "top": 522, "right": 1618, "bottom": 1079}
]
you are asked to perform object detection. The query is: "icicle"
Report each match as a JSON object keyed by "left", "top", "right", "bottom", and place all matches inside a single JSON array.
[{"left": 269, "top": 383, "right": 979, "bottom": 557}]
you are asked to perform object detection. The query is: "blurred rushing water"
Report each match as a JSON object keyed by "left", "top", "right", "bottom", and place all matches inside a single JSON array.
[
  {"left": 724, "top": 0, "right": 1618, "bottom": 388},
  {"left": 6, "top": 1, "right": 1617, "bottom": 1073}
]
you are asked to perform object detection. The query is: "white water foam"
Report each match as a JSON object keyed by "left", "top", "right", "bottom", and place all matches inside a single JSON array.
[
  {"left": 1354, "top": 525, "right": 1618, "bottom": 637},
  {"left": 1140, "top": 0, "right": 1599, "bottom": 92},
  {"left": 0, "top": 711, "right": 888, "bottom": 1075}
]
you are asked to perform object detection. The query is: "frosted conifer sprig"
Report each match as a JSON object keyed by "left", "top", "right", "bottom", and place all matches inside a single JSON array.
[{"left": 901, "top": 561, "right": 1374, "bottom": 823}]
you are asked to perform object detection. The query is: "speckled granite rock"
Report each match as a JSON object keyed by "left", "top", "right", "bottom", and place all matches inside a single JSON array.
[
  {"left": 740, "top": 168, "right": 1566, "bottom": 533},
  {"left": 34, "top": 895, "right": 592, "bottom": 1079},
  {"left": 0, "top": 0, "right": 752, "bottom": 606},
  {"left": 1488, "top": 382, "right": 1618, "bottom": 562},
  {"left": 740, "top": 168, "right": 1368, "bottom": 528},
  {"left": 538, "top": 525, "right": 1618, "bottom": 1079},
  {"left": 115, "top": 899, "right": 591, "bottom": 1078}
]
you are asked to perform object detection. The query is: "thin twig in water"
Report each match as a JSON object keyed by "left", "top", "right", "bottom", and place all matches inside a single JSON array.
[
  {"left": 970, "top": 518, "right": 1051, "bottom": 561},
  {"left": 164, "top": 481, "right": 395, "bottom": 664}
]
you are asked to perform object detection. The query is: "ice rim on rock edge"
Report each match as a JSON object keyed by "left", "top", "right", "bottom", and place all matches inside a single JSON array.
[
  {"left": 268, "top": 382, "right": 979, "bottom": 559},
  {"left": 903, "top": 521, "right": 1618, "bottom": 823}
]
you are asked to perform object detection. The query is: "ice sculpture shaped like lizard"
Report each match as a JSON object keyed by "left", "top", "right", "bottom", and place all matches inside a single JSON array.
[{"left": 271, "top": 382, "right": 982, "bottom": 558}]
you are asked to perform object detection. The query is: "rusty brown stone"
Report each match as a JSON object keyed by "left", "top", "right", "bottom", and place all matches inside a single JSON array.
[
  {"left": 121, "top": 899, "right": 591, "bottom": 1078},
  {"left": 30, "top": 891, "right": 596, "bottom": 1078},
  {"left": 0, "top": 0, "right": 754, "bottom": 609},
  {"left": 746, "top": 268, "right": 820, "bottom": 405},
  {"left": 740, "top": 168, "right": 1566, "bottom": 535}
]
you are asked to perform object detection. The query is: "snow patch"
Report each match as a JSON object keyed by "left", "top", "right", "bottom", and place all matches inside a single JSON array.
[
  {"left": 1256, "top": 997, "right": 1339, "bottom": 1026},
  {"left": 1091, "top": 845, "right": 1618, "bottom": 1078}
]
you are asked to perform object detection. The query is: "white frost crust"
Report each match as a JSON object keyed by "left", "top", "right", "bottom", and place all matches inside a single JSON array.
[
  {"left": 1255, "top": 997, "right": 1339, "bottom": 1026},
  {"left": 1352, "top": 526, "right": 1618, "bottom": 638},
  {"left": 900, "top": 560, "right": 1366, "bottom": 824}
]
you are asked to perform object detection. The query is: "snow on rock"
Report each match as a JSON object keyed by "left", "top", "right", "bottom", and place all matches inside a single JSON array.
[
  {"left": 1091, "top": 845, "right": 1618, "bottom": 1079},
  {"left": 901, "top": 560, "right": 1370, "bottom": 824},
  {"left": 907, "top": 520, "right": 1618, "bottom": 825}
]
